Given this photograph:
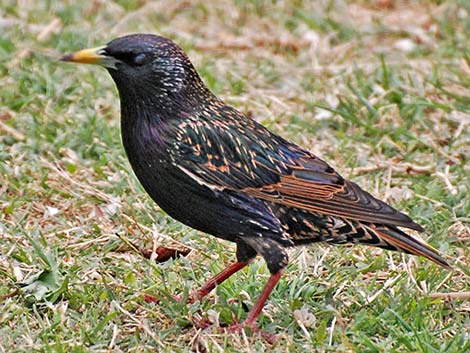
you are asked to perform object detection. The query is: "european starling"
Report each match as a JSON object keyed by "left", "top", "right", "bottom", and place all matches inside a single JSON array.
[{"left": 61, "top": 34, "right": 451, "bottom": 335}]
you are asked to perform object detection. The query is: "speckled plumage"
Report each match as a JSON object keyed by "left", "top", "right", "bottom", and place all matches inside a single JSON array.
[{"left": 62, "top": 34, "right": 450, "bottom": 334}]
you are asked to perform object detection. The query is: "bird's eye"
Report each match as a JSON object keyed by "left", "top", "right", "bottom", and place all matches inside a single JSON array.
[{"left": 133, "top": 53, "right": 147, "bottom": 66}]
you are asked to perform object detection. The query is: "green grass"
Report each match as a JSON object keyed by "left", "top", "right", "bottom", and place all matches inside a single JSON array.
[{"left": 1, "top": 0, "right": 469, "bottom": 352}]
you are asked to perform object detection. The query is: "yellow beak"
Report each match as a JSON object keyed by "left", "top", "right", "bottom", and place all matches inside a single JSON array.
[{"left": 60, "top": 46, "right": 118, "bottom": 69}]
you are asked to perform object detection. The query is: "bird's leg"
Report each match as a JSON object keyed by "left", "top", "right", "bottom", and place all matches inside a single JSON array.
[
  {"left": 145, "top": 243, "right": 256, "bottom": 304},
  {"left": 223, "top": 270, "right": 283, "bottom": 344},
  {"left": 193, "top": 259, "right": 252, "bottom": 300},
  {"left": 177, "top": 242, "right": 257, "bottom": 304},
  {"left": 188, "top": 242, "right": 257, "bottom": 302},
  {"left": 222, "top": 238, "right": 287, "bottom": 343},
  {"left": 244, "top": 270, "right": 282, "bottom": 327},
  {"left": 185, "top": 258, "right": 255, "bottom": 330},
  {"left": 144, "top": 261, "right": 251, "bottom": 305}
]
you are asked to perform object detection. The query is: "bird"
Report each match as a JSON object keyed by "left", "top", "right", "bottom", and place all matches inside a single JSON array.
[{"left": 61, "top": 33, "right": 451, "bottom": 337}]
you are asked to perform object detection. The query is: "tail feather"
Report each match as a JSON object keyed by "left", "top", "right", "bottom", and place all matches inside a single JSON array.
[{"left": 375, "top": 227, "right": 451, "bottom": 270}]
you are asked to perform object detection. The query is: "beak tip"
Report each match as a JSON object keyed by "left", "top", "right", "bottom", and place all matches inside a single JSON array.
[{"left": 60, "top": 53, "right": 74, "bottom": 62}]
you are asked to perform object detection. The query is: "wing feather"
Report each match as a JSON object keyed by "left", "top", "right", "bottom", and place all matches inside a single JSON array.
[{"left": 174, "top": 110, "right": 423, "bottom": 231}]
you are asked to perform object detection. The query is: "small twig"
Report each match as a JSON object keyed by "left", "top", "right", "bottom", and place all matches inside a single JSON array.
[
  {"left": 382, "top": 165, "right": 393, "bottom": 202},
  {"left": 414, "top": 193, "right": 447, "bottom": 208},
  {"left": 366, "top": 274, "right": 402, "bottom": 304},
  {"left": 37, "top": 17, "right": 62, "bottom": 42},
  {"left": 108, "top": 324, "right": 119, "bottom": 350},
  {"left": 433, "top": 271, "right": 455, "bottom": 293},
  {"left": 313, "top": 247, "right": 330, "bottom": 276},
  {"left": 328, "top": 315, "right": 336, "bottom": 346},
  {"left": 0, "top": 120, "right": 25, "bottom": 141},
  {"left": 0, "top": 288, "right": 20, "bottom": 303},
  {"left": 435, "top": 166, "right": 458, "bottom": 196},
  {"left": 429, "top": 292, "right": 470, "bottom": 300},
  {"left": 345, "top": 162, "right": 434, "bottom": 176},
  {"left": 115, "top": 232, "right": 142, "bottom": 255},
  {"left": 120, "top": 214, "right": 197, "bottom": 251}
]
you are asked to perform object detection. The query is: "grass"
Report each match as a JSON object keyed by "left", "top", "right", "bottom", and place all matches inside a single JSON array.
[{"left": 1, "top": 0, "right": 469, "bottom": 352}]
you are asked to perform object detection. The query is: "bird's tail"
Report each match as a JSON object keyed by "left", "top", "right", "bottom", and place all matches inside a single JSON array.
[{"left": 375, "top": 226, "right": 452, "bottom": 269}]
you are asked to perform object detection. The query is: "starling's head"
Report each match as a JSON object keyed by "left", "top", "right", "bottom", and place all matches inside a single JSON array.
[{"left": 61, "top": 34, "right": 203, "bottom": 96}]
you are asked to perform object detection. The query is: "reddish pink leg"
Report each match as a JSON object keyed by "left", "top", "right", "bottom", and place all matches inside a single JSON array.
[
  {"left": 145, "top": 260, "right": 251, "bottom": 304},
  {"left": 245, "top": 271, "right": 282, "bottom": 327},
  {"left": 194, "top": 260, "right": 252, "bottom": 300},
  {"left": 224, "top": 271, "right": 283, "bottom": 343}
]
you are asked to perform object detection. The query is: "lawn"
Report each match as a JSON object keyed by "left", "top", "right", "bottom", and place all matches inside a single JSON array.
[{"left": 1, "top": 0, "right": 469, "bottom": 352}]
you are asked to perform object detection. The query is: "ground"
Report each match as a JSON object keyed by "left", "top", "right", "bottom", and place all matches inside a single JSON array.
[{"left": 1, "top": 0, "right": 469, "bottom": 352}]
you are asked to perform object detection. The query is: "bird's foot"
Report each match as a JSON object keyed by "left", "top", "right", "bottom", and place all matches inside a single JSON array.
[{"left": 220, "top": 321, "right": 278, "bottom": 344}]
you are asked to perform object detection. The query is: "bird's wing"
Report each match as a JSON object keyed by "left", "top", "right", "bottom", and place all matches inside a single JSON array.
[{"left": 174, "top": 115, "right": 423, "bottom": 231}]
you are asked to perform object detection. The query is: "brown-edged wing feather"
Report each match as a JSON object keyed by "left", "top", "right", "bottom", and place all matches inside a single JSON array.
[
  {"left": 175, "top": 115, "right": 423, "bottom": 232},
  {"left": 373, "top": 226, "right": 451, "bottom": 269},
  {"left": 243, "top": 156, "right": 425, "bottom": 232}
]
